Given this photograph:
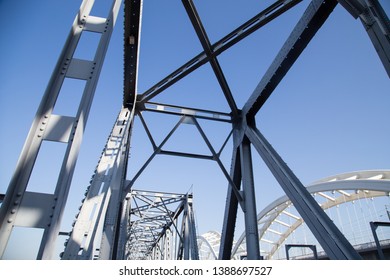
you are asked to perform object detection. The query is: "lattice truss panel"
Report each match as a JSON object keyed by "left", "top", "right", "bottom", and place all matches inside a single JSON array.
[{"left": 126, "top": 190, "right": 198, "bottom": 260}]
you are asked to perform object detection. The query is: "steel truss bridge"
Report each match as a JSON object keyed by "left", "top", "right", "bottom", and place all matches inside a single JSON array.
[{"left": 0, "top": 0, "right": 389, "bottom": 260}]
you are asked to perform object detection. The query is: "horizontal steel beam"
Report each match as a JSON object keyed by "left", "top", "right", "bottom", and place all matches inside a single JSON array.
[{"left": 142, "top": 101, "right": 232, "bottom": 123}]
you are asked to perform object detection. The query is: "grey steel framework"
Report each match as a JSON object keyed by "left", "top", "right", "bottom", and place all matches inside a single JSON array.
[
  {"left": 0, "top": 0, "right": 388, "bottom": 260},
  {"left": 124, "top": 190, "right": 198, "bottom": 260}
]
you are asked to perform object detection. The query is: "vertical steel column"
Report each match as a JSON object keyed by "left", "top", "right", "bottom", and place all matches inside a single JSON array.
[
  {"left": 98, "top": 118, "right": 133, "bottom": 260},
  {"left": 219, "top": 145, "right": 242, "bottom": 259},
  {"left": 187, "top": 195, "right": 199, "bottom": 260},
  {"left": 115, "top": 196, "right": 131, "bottom": 260},
  {"left": 245, "top": 125, "right": 361, "bottom": 259},
  {"left": 0, "top": 0, "right": 122, "bottom": 260},
  {"left": 240, "top": 137, "right": 261, "bottom": 260},
  {"left": 183, "top": 204, "right": 190, "bottom": 260}
]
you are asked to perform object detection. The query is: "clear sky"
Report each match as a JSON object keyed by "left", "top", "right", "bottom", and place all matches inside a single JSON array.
[{"left": 0, "top": 0, "right": 389, "bottom": 259}]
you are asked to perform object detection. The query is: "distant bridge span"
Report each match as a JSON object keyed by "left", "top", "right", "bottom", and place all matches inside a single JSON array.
[
  {"left": 198, "top": 170, "right": 390, "bottom": 260},
  {"left": 232, "top": 170, "right": 390, "bottom": 259}
]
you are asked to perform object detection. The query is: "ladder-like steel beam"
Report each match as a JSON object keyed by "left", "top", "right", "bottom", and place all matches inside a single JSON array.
[
  {"left": 61, "top": 107, "right": 133, "bottom": 260},
  {"left": 0, "top": 0, "right": 122, "bottom": 260}
]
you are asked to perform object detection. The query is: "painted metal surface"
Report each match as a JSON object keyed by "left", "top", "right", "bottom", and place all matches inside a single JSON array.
[
  {"left": 0, "top": 0, "right": 388, "bottom": 260},
  {"left": 0, "top": 0, "right": 122, "bottom": 259}
]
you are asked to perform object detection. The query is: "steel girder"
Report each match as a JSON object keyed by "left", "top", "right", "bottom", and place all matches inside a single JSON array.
[
  {"left": 0, "top": 0, "right": 122, "bottom": 259},
  {"left": 124, "top": 0, "right": 142, "bottom": 107},
  {"left": 61, "top": 107, "right": 134, "bottom": 260}
]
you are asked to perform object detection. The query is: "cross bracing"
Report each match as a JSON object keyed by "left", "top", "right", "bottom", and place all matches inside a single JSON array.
[
  {"left": 125, "top": 190, "right": 198, "bottom": 260},
  {"left": 0, "top": 0, "right": 388, "bottom": 260}
]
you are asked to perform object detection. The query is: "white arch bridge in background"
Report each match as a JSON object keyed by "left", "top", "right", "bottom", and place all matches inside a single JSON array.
[{"left": 198, "top": 170, "right": 390, "bottom": 260}]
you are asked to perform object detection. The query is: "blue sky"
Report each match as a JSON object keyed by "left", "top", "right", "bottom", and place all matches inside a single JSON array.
[{"left": 0, "top": 0, "right": 389, "bottom": 259}]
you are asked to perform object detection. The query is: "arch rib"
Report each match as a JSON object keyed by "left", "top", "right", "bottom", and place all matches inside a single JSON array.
[{"left": 232, "top": 170, "right": 390, "bottom": 259}]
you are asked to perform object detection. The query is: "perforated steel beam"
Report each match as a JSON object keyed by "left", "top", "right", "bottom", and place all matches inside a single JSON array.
[
  {"left": 124, "top": 0, "right": 142, "bottom": 107},
  {"left": 61, "top": 107, "right": 133, "bottom": 260},
  {"left": 0, "top": 0, "right": 122, "bottom": 260}
]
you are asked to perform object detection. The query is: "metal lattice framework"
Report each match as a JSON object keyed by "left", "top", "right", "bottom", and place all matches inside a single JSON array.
[
  {"left": 125, "top": 190, "right": 198, "bottom": 260},
  {"left": 0, "top": 0, "right": 388, "bottom": 260}
]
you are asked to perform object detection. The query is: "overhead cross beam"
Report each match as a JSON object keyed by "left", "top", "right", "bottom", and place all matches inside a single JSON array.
[
  {"left": 182, "top": 0, "right": 238, "bottom": 116},
  {"left": 139, "top": 0, "right": 303, "bottom": 105}
]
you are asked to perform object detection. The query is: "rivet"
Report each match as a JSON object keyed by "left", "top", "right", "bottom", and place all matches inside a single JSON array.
[
  {"left": 14, "top": 200, "right": 19, "bottom": 205},
  {"left": 11, "top": 209, "right": 16, "bottom": 214},
  {"left": 7, "top": 219, "right": 13, "bottom": 223}
]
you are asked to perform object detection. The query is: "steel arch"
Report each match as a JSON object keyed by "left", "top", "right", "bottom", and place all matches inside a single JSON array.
[
  {"left": 197, "top": 231, "right": 221, "bottom": 260},
  {"left": 232, "top": 170, "right": 390, "bottom": 259}
]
